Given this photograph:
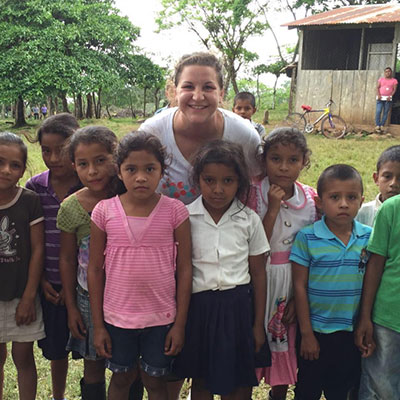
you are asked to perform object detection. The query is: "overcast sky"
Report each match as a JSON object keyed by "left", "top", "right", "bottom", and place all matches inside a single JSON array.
[{"left": 113, "top": 0, "right": 298, "bottom": 83}]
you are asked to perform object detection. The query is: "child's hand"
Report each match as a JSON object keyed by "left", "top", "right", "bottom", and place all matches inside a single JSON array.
[
  {"left": 68, "top": 307, "right": 87, "bottom": 340},
  {"left": 15, "top": 298, "right": 36, "bottom": 326},
  {"left": 164, "top": 324, "right": 185, "bottom": 356},
  {"left": 300, "top": 332, "right": 320, "bottom": 360},
  {"left": 253, "top": 324, "right": 266, "bottom": 353},
  {"left": 282, "top": 298, "right": 296, "bottom": 325},
  {"left": 267, "top": 184, "right": 285, "bottom": 212},
  {"left": 41, "top": 278, "right": 60, "bottom": 305},
  {"left": 93, "top": 327, "right": 112, "bottom": 358},
  {"left": 355, "top": 318, "right": 376, "bottom": 358}
]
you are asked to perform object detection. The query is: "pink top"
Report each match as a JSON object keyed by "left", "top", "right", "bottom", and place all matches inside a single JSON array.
[
  {"left": 92, "top": 195, "right": 189, "bottom": 329},
  {"left": 378, "top": 77, "right": 398, "bottom": 97}
]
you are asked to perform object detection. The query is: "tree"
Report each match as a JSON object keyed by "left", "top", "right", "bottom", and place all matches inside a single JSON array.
[
  {"left": 156, "top": 0, "right": 270, "bottom": 94},
  {"left": 122, "top": 54, "right": 166, "bottom": 116},
  {"left": 293, "top": 0, "right": 392, "bottom": 13},
  {"left": 0, "top": 0, "right": 140, "bottom": 126}
]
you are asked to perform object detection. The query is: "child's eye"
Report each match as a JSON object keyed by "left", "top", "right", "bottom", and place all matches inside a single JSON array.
[
  {"left": 96, "top": 158, "right": 105, "bottom": 164},
  {"left": 204, "top": 177, "right": 214, "bottom": 184},
  {"left": 290, "top": 158, "right": 299, "bottom": 163},
  {"left": 146, "top": 167, "right": 155, "bottom": 172},
  {"left": 204, "top": 85, "right": 215, "bottom": 91},
  {"left": 224, "top": 178, "right": 235, "bottom": 184},
  {"left": 182, "top": 85, "right": 193, "bottom": 90},
  {"left": 330, "top": 194, "right": 338, "bottom": 200},
  {"left": 348, "top": 195, "right": 357, "bottom": 200},
  {"left": 11, "top": 162, "right": 22, "bottom": 170},
  {"left": 78, "top": 162, "right": 87, "bottom": 167},
  {"left": 126, "top": 167, "right": 135, "bottom": 173}
]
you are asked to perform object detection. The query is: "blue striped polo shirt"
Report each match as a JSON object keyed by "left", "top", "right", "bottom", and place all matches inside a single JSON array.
[{"left": 290, "top": 217, "right": 371, "bottom": 333}]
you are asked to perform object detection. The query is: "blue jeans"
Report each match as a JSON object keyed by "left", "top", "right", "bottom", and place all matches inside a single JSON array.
[
  {"left": 359, "top": 323, "right": 400, "bottom": 399},
  {"left": 104, "top": 322, "right": 173, "bottom": 376},
  {"left": 375, "top": 100, "right": 392, "bottom": 126}
]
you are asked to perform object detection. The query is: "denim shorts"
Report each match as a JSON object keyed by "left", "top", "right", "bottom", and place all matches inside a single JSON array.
[
  {"left": 105, "top": 322, "right": 173, "bottom": 376},
  {"left": 66, "top": 285, "right": 102, "bottom": 361},
  {"left": 359, "top": 323, "right": 400, "bottom": 399}
]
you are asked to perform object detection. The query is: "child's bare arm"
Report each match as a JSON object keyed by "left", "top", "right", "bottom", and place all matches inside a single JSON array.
[
  {"left": 355, "top": 253, "right": 385, "bottom": 358},
  {"left": 16, "top": 221, "right": 44, "bottom": 326},
  {"left": 292, "top": 262, "right": 320, "bottom": 360},
  {"left": 263, "top": 184, "right": 285, "bottom": 241},
  {"left": 59, "top": 231, "right": 86, "bottom": 339},
  {"left": 87, "top": 221, "right": 111, "bottom": 358},
  {"left": 165, "top": 218, "right": 192, "bottom": 356},
  {"left": 249, "top": 253, "right": 267, "bottom": 353}
]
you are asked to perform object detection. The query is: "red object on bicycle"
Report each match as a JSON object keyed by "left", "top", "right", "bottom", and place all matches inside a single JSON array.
[{"left": 301, "top": 105, "right": 312, "bottom": 111}]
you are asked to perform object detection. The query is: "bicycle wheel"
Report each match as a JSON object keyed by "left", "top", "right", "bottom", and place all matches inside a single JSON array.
[
  {"left": 285, "top": 113, "right": 306, "bottom": 132},
  {"left": 321, "top": 115, "right": 347, "bottom": 139}
]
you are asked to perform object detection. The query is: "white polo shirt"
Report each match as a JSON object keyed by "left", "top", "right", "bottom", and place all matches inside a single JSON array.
[{"left": 188, "top": 196, "right": 270, "bottom": 294}]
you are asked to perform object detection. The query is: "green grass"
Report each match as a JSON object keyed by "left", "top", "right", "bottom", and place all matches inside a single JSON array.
[{"left": 1, "top": 115, "right": 395, "bottom": 399}]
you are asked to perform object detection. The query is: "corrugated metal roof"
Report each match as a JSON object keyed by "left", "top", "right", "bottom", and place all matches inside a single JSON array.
[{"left": 283, "top": 4, "right": 400, "bottom": 28}]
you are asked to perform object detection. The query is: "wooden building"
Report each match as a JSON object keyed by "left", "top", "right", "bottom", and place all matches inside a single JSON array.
[{"left": 283, "top": 4, "right": 400, "bottom": 129}]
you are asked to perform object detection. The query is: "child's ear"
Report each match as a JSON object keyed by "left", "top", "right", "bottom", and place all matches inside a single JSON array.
[
  {"left": 252, "top": 107, "right": 257, "bottom": 115},
  {"left": 360, "top": 195, "right": 365, "bottom": 207},
  {"left": 314, "top": 195, "right": 322, "bottom": 209},
  {"left": 373, "top": 171, "right": 379, "bottom": 185}
]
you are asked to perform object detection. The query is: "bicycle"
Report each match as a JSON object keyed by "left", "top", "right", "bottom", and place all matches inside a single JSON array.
[{"left": 285, "top": 99, "right": 347, "bottom": 139}]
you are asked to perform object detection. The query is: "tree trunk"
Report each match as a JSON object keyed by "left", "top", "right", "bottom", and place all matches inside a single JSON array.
[
  {"left": 143, "top": 87, "right": 147, "bottom": 117},
  {"left": 272, "top": 75, "right": 279, "bottom": 110},
  {"left": 86, "top": 93, "right": 93, "bottom": 119},
  {"left": 54, "top": 97, "right": 59, "bottom": 114},
  {"left": 94, "top": 89, "right": 101, "bottom": 119},
  {"left": 106, "top": 105, "right": 112, "bottom": 119},
  {"left": 14, "top": 95, "right": 27, "bottom": 127},
  {"left": 128, "top": 90, "right": 136, "bottom": 119},
  {"left": 60, "top": 93, "right": 69, "bottom": 113},
  {"left": 1, "top": 104, "right": 5, "bottom": 119},
  {"left": 76, "top": 93, "right": 84, "bottom": 119},
  {"left": 154, "top": 87, "right": 161, "bottom": 112},
  {"left": 47, "top": 96, "right": 55, "bottom": 115}
]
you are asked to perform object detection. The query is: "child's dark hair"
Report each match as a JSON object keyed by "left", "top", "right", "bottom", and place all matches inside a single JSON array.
[
  {"left": 233, "top": 92, "right": 256, "bottom": 108},
  {"left": 36, "top": 113, "right": 79, "bottom": 144},
  {"left": 317, "top": 164, "right": 363, "bottom": 197},
  {"left": 116, "top": 131, "right": 168, "bottom": 173},
  {"left": 174, "top": 52, "right": 224, "bottom": 89},
  {"left": 376, "top": 145, "right": 400, "bottom": 171},
  {"left": 191, "top": 140, "right": 250, "bottom": 202},
  {"left": 0, "top": 131, "right": 28, "bottom": 167},
  {"left": 68, "top": 126, "right": 117, "bottom": 162},
  {"left": 259, "top": 127, "right": 311, "bottom": 174}
]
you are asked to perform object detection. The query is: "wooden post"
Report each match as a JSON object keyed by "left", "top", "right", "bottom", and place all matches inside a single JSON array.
[{"left": 358, "top": 27, "right": 365, "bottom": 70}]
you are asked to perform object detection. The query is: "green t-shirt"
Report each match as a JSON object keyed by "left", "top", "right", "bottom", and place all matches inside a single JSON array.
[
  {"left": 367, "top": 194, "right": 400, "bottom": 333},
  {"left": 57, "top": 194, "right": 91, "bottom": 290}
]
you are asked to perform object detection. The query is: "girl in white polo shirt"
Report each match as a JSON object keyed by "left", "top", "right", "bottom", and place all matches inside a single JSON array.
[{"left": 173, "top": 140, "right": 271, "bottom": 399}]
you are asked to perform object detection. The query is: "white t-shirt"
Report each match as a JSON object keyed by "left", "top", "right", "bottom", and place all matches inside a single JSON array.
[
  {"left": 141, "top": 107, "right": 261, "bottom": 204},
  {"left": 188, "top": 196, "right": 270, "bottom": 293},
  {"left": 356, "top": 194, "right": 382, "bottom": 227}
]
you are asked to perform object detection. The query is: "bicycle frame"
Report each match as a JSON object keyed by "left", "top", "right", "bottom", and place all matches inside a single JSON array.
[{"left": 302, "top": 107, "right": 330, "bottom": 128}]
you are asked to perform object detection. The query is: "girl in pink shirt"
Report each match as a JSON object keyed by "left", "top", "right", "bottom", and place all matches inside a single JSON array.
[{"left": 88, "top": 132, "right": 192, "bottom": 400}]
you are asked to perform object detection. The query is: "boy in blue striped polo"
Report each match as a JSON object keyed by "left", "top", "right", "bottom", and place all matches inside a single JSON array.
[{"left": 290, "top": 164, "right": 371, "bottom": 400}]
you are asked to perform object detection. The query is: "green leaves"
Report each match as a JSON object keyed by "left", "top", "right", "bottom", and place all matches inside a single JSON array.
[{"left": 156, "top": 0, "right": 270, "bottom": 93}]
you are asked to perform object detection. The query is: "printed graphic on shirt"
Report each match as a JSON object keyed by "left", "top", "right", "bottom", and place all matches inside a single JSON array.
[
  {"left": 358, "top": 248, "right": 369, "bottom": 274},
  {"left": 267, "top": 297, "right": 289, "bottom": 352},
  {"left": 0, "top": 216, "right": 17, "bottom": 258},
  {"left": 162, "top": 180, "right": 197, "bottom": 200}
]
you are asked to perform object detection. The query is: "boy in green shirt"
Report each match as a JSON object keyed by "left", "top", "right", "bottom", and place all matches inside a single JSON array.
[{"left": 355, "top": 194, "right": 400, "bottom": 399}]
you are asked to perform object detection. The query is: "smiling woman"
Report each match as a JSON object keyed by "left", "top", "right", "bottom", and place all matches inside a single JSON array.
[{"left": 140, "top": 52, "right": 261, "bottom": 205}]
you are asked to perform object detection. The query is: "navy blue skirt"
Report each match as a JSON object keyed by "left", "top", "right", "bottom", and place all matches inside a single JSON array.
[{"left": 173, "top": 284, "right": 271, "bottom": 395}]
